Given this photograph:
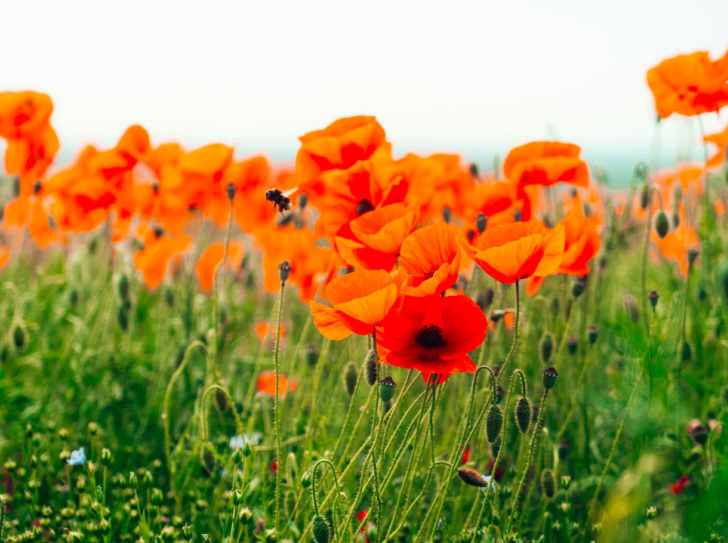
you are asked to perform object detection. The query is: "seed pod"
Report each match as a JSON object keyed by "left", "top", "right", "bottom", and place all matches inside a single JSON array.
[
  {"left": 654, "top": 211, "right": 669, "bottom": 239},
  {"left": 475, "top": 213, "right": 488, "bottom": 234},
  {"left": 183, "top": 524, "right": 192, "bottom": 541},
  {"left": 513, "top": 209, "right": 522, "bottom": 222},
  {"left": 587, "top": 326, "right": 599, "bottom": 345},
  {"left": 542, "top": 366, "right": 559, "bottom": 389},
  {"left": 379, "top": 376, "right": 396, "bottom": 402},
  {"left": 100, "top": 448, "right": 112, "bottom": 466},
  {"left": 342, "top": 362, "right": 358, "bottom": 396},
  {"left": 457, "top": 468, "right": 487, "bottom": 488},
  {"left": 226, "top": 183, "right": 237, "bottom": 200},
  {"left": 572, "top": 276, "right": 587, "bottom": 298},
  {"left": 312, "top": 515, "right": 331, "bottom": 543},
  {"left": 485, "top": 405, "right": 503, "bottom": 443},
  {"left": 365, "top": 350, "right": 378, "bottom": 386},
  {"left": 539, "top": 332, "right": 554, "bottom": 364},
  {"left": 515, "top": 396, "right": 532, "bottom": 434},
  {"left": 305, "top": 344, "right": 320, "bottom": 367},
  {"left": 648, "top": 289, "right": 659, "bottom": 309},
  {"left": 541, "top": 469, "right": 556, "bottom": 498},
  {"left": 567, "top": 338, "right": 578, "bottom": 355},
  {"left": 278, "top": 261, "right": 293, "bottom": 284},
  {"left": 13, "top": 325, "right": 25, "bottom": 349}
]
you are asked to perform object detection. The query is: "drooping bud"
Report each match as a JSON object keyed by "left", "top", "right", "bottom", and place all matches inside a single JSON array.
[
  {"left": 226, "top": 183, "right": 237, "bottom": 201},
  {"left": 305, "top": 344, "right": 319, "bottom": 367},
  {"left": 541, "top": 469, "right": 556, "bottom": 498},
  {"left": 476, "top": 213, "right": 488, "bottom": 234},
  {"left": 457, "top": 468, "right": 487, "bottom": 488},
  {"left": 515, "top": 396, "right": 532, "bottom": 434},
  {"left": 648, "top": 289, "right": 659, "bottom": 309},
  {"left": 118, "top": 274, "right": 130, "bottom": 301},
  {"left": 365, "top": 350, "right": 378, "bottom": 386},
  {"left": 571, "top": 276, "right": 587, "bottom": 298},
  {"left": 278, "top": 261, "right": 292, "bottom": 284},
  {"left": 312, "top": 515, "right": 331, "bottom": 543},
  {"left": 379, "top": 376, "right": 396, "bottom": 402},
  {"left": 442, "top": 206, "right": 452, "bottom": 224},
  {"left": 539, "top": 332, "right": 554, "bottom": 364},
  {"left": 343, "top": 362, "right": 358, "bottom": 396},
  {"left": 640, "top": 183, "right": 650, "bottom": 210},
  {"left": 587, "top": 326, "right": 599, "bottom": 345},
  {"left": 654, "top": 211, "right": 669, "bottom": 239},
  {"left": 542, "top": 366, "right": 559, "bottom": 389},
  {"left": 485, "top": 405, "right": 504, "bottom": 443}
]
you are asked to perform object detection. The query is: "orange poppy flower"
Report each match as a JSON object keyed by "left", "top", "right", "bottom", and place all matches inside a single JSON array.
[
  {"left": 489, "top": 310, "right": 515, "bottom": 332},
  {"left": 3, "top": 125, "right": 59, "bottom": 191},
  {"left": 647, "top": 49, "right": 728, "bottom": 119},
  {"left": 376, "top": 295, "right": 487, "bottom": 379},
  {"left": 256, "top": 370, "right": 298, "bottom": 397},
  {"left": 310, "top": 269, "right": 406, "bottom": 340},
  {"left": 194, "top": 241, "right": 245, "bottom": 294},
  {"left": 526, "top": 206, "right": 601, "bottom": 295},
  {"left": 704, "top": 123, "right": 728, "bottom": 168},
  {"left": 133, "top": 230, "right": 192, "bottom": 290},
  {"left": 296, "top": 116, "right": 387, "bottom": 184},
  {"left": 503, "top": 142, "right": 590, "bottom": 190},
  {"left": 461, "top": 220, "right": 565, "bottom": 284},
  {"left": 254, "top": 321, "right": 287, "bottom": 345},
  {"left": 399, "top": 221, "right": 461, "bottom": 296},
  {"left": 0, "top": 91, "right": 54, "bottom": 139}
]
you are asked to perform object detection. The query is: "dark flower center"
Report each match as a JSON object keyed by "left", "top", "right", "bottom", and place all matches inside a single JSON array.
[
  {"left": 424, "top": 269, "right": 436, "bottom": 280},
  {"left": 357, "top": 199, "right": 375, "bottom": 216},
  {"left": 415, "top": 324, "right": 447, "bottom": 349}
]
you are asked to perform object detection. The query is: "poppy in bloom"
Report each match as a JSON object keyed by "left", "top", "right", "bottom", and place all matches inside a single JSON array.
[
  {"left": 194, "top": 241, "right": 245, "bottom": 294},
  {"left": 310, "top": 269, "right": 406, "bottom": 340},
  {"left": 503, "top": 142, "right": 590, "bottom": 190},
  {"left": 399, "top": 221, "right": 461, "bottom": 296},
  {"left": 669, "top": 475, "right": 690, "bottom": 495},
  {"left": 461, "top": 220, "right": 565, "bottom": 285},
  {"left": 526, "top": 206, "right": 601, "bottom": 295},
  {"left": 376, "top": 295, "right": 487, "bottom": 381},
  {"left": 650, "top": 215, "right": 699, "bottom": 277},
  {"left": 704, "top": 123, "right": 728, "bottom": 168},
  {"left": 0, "top": 91, "right": 54, "bottom": 139},
  {"left": 254, "top": 321, "right": 287, "bottom": 346},
  {"left": 256, "top": 370, "right": 298, "bottom": 397},
  {"left": 647, "top": 49, "right": 728, "bottom": 118},
  {"left": 133, "top": 231, "right": 192, "bottom": 290},
  {"left": 295, "top": 116, "right": 387, "bottom": 185}
]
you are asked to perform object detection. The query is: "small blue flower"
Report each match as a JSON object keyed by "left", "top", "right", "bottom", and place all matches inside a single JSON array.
[
  {"left": 480, "top": 474, "right": 496, "bottom": 492},
  {"left": 229, "top": 432, "right": 262, "bottom": 449},
  {"left": 68, "top": 447, "right": 86, "bottom": 466}
]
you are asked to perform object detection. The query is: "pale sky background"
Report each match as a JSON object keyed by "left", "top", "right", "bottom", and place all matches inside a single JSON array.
[{"left": 3, "top": 0, "right": 728, "bottom": 185}]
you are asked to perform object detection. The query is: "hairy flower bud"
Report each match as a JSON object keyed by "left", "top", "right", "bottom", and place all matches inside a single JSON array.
[
  {"left": 654, "top": 210, "right": 669, "bottom": 239},
  {"left": 365, "top": 350, "right": 378, "bottom": 386},
  {"left": 515, "top": 396, "right": 532, "bottom": 434},
  {"left": 539, "top": 332, "right": 554, "bottom": 364},
  {"left": 457, "top": 468, "right": 487, "bottom": 488},
  {"left": 541, "top": 469, "right": 556, "bottom": 498},
  {"left": 486, "top": 405, "right": 503, "bottom": 443},
  {"left": 342, "top": 362, "right": 358, "bottom": 397},
  {"left": 312, "top": 515, "right": 331, "bottom": 543},
  {"left": 278, "top": 261, "right": 292, "bottom": 284}
]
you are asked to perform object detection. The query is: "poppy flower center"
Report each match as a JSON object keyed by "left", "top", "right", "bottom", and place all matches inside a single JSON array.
[
  {"left": 415, "top": 324, "right": 447, "bottom": 349},
  {"left": 357, "top": 199, "right": 375, "bottom": 216}
]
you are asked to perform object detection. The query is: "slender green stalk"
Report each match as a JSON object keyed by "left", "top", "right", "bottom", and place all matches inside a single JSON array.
[{"left": 273, "top": 280, "right": 285, "bottom": 532}]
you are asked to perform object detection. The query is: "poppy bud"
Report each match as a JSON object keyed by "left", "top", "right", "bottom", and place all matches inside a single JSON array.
[
  {"left": 117, "top": 306, "right": 129, "bottom": 331},
  {"left": 646, "top": 506, "right": 657, "bottom": 520},
  {"left": 648, "top": 289, "right": 659, "bottom": 309},
  {"left": 343, "top": 362, "right": 358, "bottom": 396},
  {"left": 225, "top": 183, "right": 237, "bottom": 201},
  {"left": 442, "top": 206, "right": 452, "bottom": 224},
  {"left": 693, "top": 425, "right": 709, "bottom": 445},
  {"left": 515, "top": 396, "right": 532, "bottom": 434},
  {"left": 587, "top": 325, "right": 599, "bottom": 345},
  {"left": 513, "top": 209, "right": 522, "bottom": 222},
  {"left": 33, "top": 180, "right": 42, "bottom": 195},
  {"left": 672, "top": 209, "right": 680, "bottom": 228},
  {"left": 688, "top": 248, "right": 699, "bottom": 268},
  {"left": 571, "top": 276, "right": 587, "bottom": 298},
  {"left": 379, "top": 376, "right": 396, "bottom": 402},
  {"left": 13, "top": 325, "right": 25, "bottom": 349},
  {"left": 243, "top": 441, "right": 252, "bottom": 457},
  {"left": 640, "top": 183, "right": 650, "bottom": 210},
  {"left": 566, "top": 338, "right": 578, "bottom": 355},
  {"left": 539, "top": 332, "right": 554, "bottom": 364},
  {"left": 305, "top": 344, "right": 319, "bottom": 367},
  {"left": 183, "top": 524, "right": 192, "bottom": 541},
  {"left": 541, "top": 469, "right": 555, "bottom": 498},
  {"left": 231, "top": 447, "right": 242, "bottom": 464},
  {"left": 129, "top": 471, "right": 138, "bottom": 489},
  {"left": 312, "top": 515, "right": 331, "bottom": 543},
  {"left": 118, "top": 274, "right": 130, "bottom": 301},
  {"left": 278, "top": 261, "right": 292, "bottom": 284},
  {"left": 561, "top": 475, "right": 571, "bottom": 490},
  {"left": 654, "top": 211, "right": 669, "bottom": 239},
  {"left": 485, "top": 405, "right": 503, "bottom": 443},
  {"left": 298, "top": 192, "right": 308, "bottom": 210},
  {"left": 542, "top": 366, "right": 559, "bottom": 389},
  {"left": 623, "top": 293, "right": 639, "bottom": 322},
  {"left": 100, "top": 448, "right": 112, "bottom": 466},
  {"left": 476, "top": 213, "right": 488, "bottom": 234},
  {"left": 680, "top": 339, "right": 692, "bottom": 363},
  {"left": 469, "top": 163, "right": 480, "bottom": 179},
  {"left": 301, "top": 470, "right": 312, "bottom": 488},
  {"left": 557, "top": 439, "right": 571, "bottom": 459},
  {"left": 365, "top": 349, "right": 378, "bottom": 386},
  {"left": 457, "top": 468, "right": 487, "bottom": 488}
]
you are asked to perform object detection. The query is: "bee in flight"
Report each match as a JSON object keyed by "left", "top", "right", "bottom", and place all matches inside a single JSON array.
[{"left": 265, "top": 188, "right": 297, "bottom": 214}]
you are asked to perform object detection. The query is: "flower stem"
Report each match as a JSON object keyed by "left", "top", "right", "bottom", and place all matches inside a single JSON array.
[{"left": 273, "top": 280, "right": 285, "bottom": 532}]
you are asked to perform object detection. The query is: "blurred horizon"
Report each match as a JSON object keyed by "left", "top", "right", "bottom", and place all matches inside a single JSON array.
[{"left": 4, "top": 0, "right": 728, "bottom": 187}]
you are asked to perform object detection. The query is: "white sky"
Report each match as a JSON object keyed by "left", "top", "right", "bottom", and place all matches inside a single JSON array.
[{"left": 3, "top": 0, "right": 728, "bottom": 182}]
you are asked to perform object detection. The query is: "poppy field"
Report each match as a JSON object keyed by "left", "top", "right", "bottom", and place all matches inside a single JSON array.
[{"left": 1, "top": 46, "right": 728, "bottom": 543}]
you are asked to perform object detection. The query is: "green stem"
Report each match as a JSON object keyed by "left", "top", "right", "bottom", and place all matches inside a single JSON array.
[{"left": 273, "top": 281, "right": 286, "bottom": 532}]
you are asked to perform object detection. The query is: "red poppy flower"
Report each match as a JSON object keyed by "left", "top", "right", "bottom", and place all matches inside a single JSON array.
[
  {"left": 0, "top": 91, "right": 54, "bottom": 139},
  {"left": 256, "top": 370, "right": 298, "bottom": 397},
  {"left": 194, "top": 241, "right": 245, "bottom": 294},
  {"left": 376, "top": 295, "right": 487, "bottom": 380},
  {"left": 647, "top": 49, "right": 728, "bottom": 119},
  {"left": 669, "top": 475, "right": 689, "bottom": 495},
  {"left": 461, "top": 220, "right": 565, "bottom": 284}
]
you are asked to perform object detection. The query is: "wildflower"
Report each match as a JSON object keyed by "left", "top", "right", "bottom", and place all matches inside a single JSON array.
[
  {"left": 669, "top": 475, "right": 689, "bottom": 495},
  {"left": 229, "top": 433, "right": 262, "bottom": 449},
  {"left": 376, "top": 294, "right": 487, "bottom": 381},
  {"left": 462, "top": 220, "right": 565, "bottom": 284},
  {"left": 398, "top": 221, "right": 461, "bottom": 296},
  {"left": 194, "top": 242, "right": 245, "bottom": 294},
  {"left": 310, "top": 269, "right": 406, "bottom": 340},
  {"left": 256, "top": 371, "right": 298, "bottom": 397},
  {"left": 67, "top": 447, "right": 86, "bottom": 466},
  {"left": 704, "top": 123, "right": 728, "bottom": 168}
]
